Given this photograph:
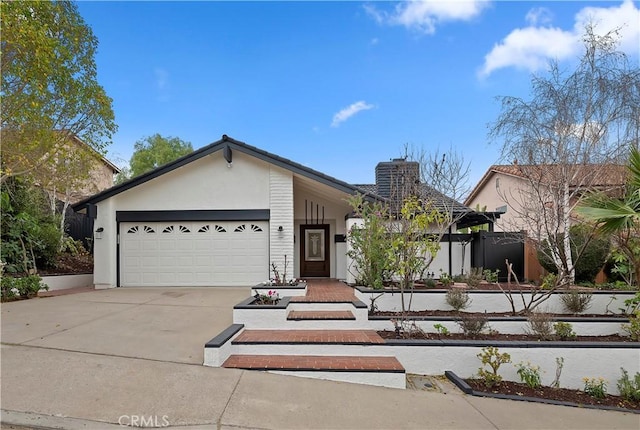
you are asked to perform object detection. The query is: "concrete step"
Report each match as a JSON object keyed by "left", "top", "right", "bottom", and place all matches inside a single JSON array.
[
  {"left": 223, "top": 354, "right": 406, "bottom": 389},
  {"left": 287, "top": 310, "right": 355, "bottom": 320}
]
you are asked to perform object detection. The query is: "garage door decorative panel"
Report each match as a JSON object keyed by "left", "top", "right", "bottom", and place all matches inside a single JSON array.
[{"left": 120, "top": 221, "right": 269, "bottom": 287}]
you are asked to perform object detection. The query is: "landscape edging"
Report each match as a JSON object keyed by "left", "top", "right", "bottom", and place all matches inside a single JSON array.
[{"left": 444, "top": 371, "right": 640, "bottom": 415}]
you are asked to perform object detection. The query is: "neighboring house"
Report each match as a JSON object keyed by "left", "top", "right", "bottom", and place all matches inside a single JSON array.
[
  {"left": 465, "top": 163, "right": 627, "bottom": 282},
  {"left": 465, "top": 163, "right": 627, "bottom": 233},
  {"left": 73, "top": 135, "right": 492, "bottom": 289},
  {"left": 48, "top": 134, "right": 121, "bottom": 204}
]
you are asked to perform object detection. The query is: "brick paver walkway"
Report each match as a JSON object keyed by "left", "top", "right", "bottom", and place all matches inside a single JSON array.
[
  {"left": 287, "top": 310, "right": 355, "bottom": 320},
  {"left": 233, "top": 329, "right": 384, "bottom": 344},
  {"left": 292, "top": 279, "right": 357, "bottom": 302},
  {"left": 222, "top": 354, "right": 404, "bottom": 371}
]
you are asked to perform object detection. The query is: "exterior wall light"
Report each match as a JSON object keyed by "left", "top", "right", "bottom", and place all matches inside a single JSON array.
[
  {"left": 95, "top": 227, "right": 104, "bottom": 239},
  {"left": 277, "top": 226, "right": 284, "bottom": 232}
]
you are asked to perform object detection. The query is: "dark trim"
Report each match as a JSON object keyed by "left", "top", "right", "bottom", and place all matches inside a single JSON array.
[
  {"left": 368, "top": 315, "right": 629, "bottom": 323},
  {"left": 352, "top": 285, "right": 639, "bottom": 296},
  {"left": 229, "top": 366, "right": 404, "bottom": 373},
  {"left": 223, "top": 144, "right": 232, "bottom": 163},
  {"left": 233, "top": 296, "right": 292, "bottom": 309},
  {"left": 87, "top": 204, "right": 97, "bottom": 219},
  {"left": 384, "top": 339, "right": 638, "bottom": 348},
  {"left": 445, "top": 371, "right": 640, "bottom": 415},
  {"left": 115, "top": 209, "right": 270, "bottom": 223},
  {"left": 73, "top": 135, "right": 380, "bottom": 210},
  {"left": 205, "top": 324, "right": 245, "bottom": 348},
  {"left": 116, "top": 220, "right": 121, "bottom": 287}
]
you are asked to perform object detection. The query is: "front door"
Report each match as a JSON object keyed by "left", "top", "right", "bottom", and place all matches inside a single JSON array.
[{"left": 300, "top": 224, "right": 330, "bottom": 277}]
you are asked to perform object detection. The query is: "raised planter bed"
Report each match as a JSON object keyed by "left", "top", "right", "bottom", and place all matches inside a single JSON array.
[
  {"left": 367, "top": 315, "right": 629, "bottom": 336},
  {"left": 384, "top": 338, "right": 638, "bottom": 395},
  {"left": 445, "top": 371, "right": 640, "bottom": 413},
  {"left": 252, "top": 282, "right": 307, "bottom": 297},
  {"left": 353, "top": 285, "right": 636, "bottom": 315}
]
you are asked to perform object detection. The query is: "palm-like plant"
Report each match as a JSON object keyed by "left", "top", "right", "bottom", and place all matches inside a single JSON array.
[{"left": 577, "top": 148, "right": 640, "bottom": 286}]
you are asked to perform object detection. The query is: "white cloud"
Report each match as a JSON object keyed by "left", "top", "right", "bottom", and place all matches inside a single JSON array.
[
  {"left": 480, "top": 0, "right": 640, "bottom": 78},
  {"left": 574, "top": 0, "right": 640, "bottom": 54},
  {"left": 525, "top": 7, "right": 553, "bottom": 26},
  {"left": 365, "top": 0, "right": 490, "bottom": 35},
  {"left": 331, "top": 101, "right": 375, "bottom": 128}
]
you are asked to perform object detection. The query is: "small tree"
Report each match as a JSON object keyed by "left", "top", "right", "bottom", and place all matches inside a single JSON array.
[
  {"left": 346, "top": 194, "right": 392, "bottom": 290},
  {"left": 387, "top": 196, "right": 444, "bottom": 330}
]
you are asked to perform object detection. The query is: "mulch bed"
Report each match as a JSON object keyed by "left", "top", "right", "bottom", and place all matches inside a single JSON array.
[
  {"left": 372, "top": 309, "right": 628, "bottom": 318},
  {"left": 37, "top": 253, "right": 93, "bottom": 276},
  {"left": 464, "top": 378, "right": 640, "bottom": 411},
  {"left": 376, "top": 330, "right": 635, "bottom": 342}
]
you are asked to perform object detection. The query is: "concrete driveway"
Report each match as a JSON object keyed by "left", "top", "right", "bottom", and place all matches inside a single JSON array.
[
  {"left": 2, "top": 288, "right": 639, "bottom": 430},
  {"left": 1, "top": 287, "right": 250, "bottom": 364}
]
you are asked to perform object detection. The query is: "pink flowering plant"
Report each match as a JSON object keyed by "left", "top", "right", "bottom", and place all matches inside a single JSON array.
[{"left": 253, "top": 289, "right": 281, "bottom": 305}]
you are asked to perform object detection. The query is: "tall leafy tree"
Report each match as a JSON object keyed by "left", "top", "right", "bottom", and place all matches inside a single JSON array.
[
  {"left": 489, "top": 25, "right": 640, "bottom": 286},
  {"left": 1, "top": 0, "right": 117, "bottom": 183},
  {"left": 127, "top": 134, "right": 194, "bottom": 179}
]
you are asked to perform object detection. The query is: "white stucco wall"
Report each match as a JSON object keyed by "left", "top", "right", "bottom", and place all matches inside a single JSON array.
[
  {"left": 93, "top": 198, "right": 117, "bottom": 289},
  {"left": 114, "top": 152, "right": 270, "bottom": 210},
  {"left": 269, "top": 167, "right": 294, "bottom": 280}
]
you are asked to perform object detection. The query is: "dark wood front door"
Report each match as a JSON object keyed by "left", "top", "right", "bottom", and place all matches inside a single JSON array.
[{"left": 300, "top": 224, "right": 330, "bottom": 277}]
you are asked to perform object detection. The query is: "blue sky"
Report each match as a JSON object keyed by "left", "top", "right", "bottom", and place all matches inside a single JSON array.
[{"left": 77, "top": 0, "right": 640, "bottom": 194}]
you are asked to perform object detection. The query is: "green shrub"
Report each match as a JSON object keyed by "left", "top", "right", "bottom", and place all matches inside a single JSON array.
[
  {"left": 446, "top": 288, "right": 471, "bottom": 311},
  {"left": 560, "top": 291, "right": 593, "bottom": 314},
  {"left": 515, "top": 361, "right": 542, "bottom": 388},
  {"left": 526, "top": 311, "right": 554, "bottom": 340},
  {"left": 538, "top": 225, "right": 610, "bottom": 283},
  {"left": 553, "top": 322, "right": 577, "bottom": 340},
  {"left": 617, "top": 368, "right": 640, "bottom": 402},
  {"left": 477, "top": 347, "right": 511, "bottom": 388},
  {"left": 463, "top": 267, "right": 484, "bottom": 288},
  {"left": 583, "top": 377, "right": 607, "bottom": 399},
  {"left": 433, "top": 323, "right": 450, "bottom": 336},
  {"left": 1, "top": 275, "right": 48, "bottom": 300},
  {"left": 621, "top": 311, "right": 640, "bottom": 341},
  {"left": 457, "top": 314, "right": 488, "bottom": 338},
  {"left": 483, "top": 269, "right": 500, "bottom": 283}
]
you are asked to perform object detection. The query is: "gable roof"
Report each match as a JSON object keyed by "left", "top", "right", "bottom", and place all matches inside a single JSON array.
[
  {"left": 465, "top": 163, "right": 628, "bottom": 205},
  {"left": 69, "top": 134, "right": 121, "bottom": 174},
  {"left": 72, "top": 135, "right": 378, "bottom": 210}
]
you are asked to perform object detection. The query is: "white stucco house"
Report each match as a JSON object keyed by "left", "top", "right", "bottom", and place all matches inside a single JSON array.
[{"left": 73, "top": 135, "right": 492, "bottom": 288}]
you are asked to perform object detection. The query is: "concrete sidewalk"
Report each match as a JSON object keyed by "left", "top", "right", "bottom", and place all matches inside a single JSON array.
[{"left": 1, "top": 288, "right": 638, "bottom": 430}]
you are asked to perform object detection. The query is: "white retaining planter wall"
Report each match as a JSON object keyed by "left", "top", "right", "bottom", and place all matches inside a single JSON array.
[
  {"left": 354, "top": 287, "right": 636, "bottom": 315},
  {"left": 40, "top": 274, "right": 93, "bottom": 291},
  {"left": 367, "top": 317, "right": 628, "bottom": 336},
  {"left": 386, "top": 341, "right": 639, "bottom": 396},
  {"left": 206, "top": 328, "right": 638, "bottom": 395},
  {"left": 233, "top": 296, "right": 370, "bottom": 329}
]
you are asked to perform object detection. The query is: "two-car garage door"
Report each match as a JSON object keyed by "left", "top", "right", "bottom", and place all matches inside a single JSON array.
[{"left": 120, "top": 221, "right": 269, "bottom": 287}]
